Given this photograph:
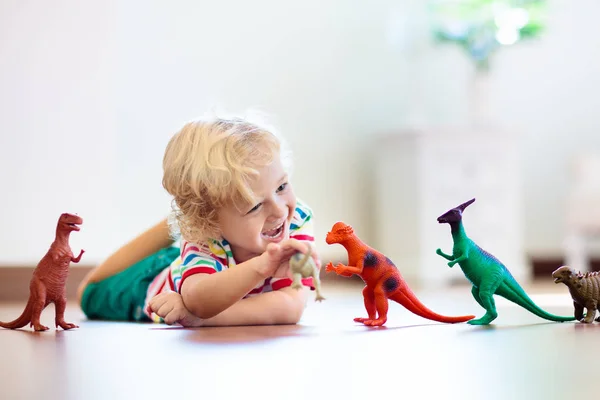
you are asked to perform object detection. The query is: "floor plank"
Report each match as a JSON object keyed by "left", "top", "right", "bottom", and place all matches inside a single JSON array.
[{"left": 0, "top": 280, "right": 596, "bottom": 400}]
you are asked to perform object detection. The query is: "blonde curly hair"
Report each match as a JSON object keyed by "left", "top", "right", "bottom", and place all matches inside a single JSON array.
[{"left": 162, "top": 114, "right": 291, "bottom": 244}]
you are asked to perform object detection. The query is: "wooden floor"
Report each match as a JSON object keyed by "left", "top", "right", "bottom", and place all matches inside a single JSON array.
[{"left": 0, "top": 279, "right": 597, "bottom": 400}]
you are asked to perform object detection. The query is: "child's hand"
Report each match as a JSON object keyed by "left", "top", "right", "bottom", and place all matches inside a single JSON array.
[
  {"left": 259, "top": 239, "right": 320, "bottom": 279},
  {"left": 147, "top": 291, "right": 204, "bottom": 327},
  {"left": 304, "top": 241, "right": 321, "bottom": 270},
  {"left": 285, "top": 241, "right": 321, "bottom": 271}
]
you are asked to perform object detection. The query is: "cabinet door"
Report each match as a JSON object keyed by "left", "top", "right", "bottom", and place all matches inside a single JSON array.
[{"left": 421, "top": 133, "right": 525, "bottom": 282}]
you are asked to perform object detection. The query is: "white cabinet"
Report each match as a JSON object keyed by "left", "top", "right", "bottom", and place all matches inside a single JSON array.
[{"left": 372, "top": 127, "right": 526, "bottom": 288}]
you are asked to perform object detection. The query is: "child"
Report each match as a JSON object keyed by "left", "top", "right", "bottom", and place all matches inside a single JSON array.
[{"left": 77, "top": 115, "right": 320, "bottom": 327}]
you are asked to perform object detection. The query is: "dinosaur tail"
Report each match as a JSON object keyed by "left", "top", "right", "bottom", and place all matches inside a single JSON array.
[
  {"left": 390, "top": 289, "right": 475, "bottom": 324},
  {"left": 0, "top": 296, "right": 34, "bottom": 329},
  {"left": 496, "top": 277, "right": 576, "bottom": 322}
]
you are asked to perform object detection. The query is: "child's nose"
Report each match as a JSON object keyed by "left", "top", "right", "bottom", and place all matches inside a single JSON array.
[{"left": 271, "top": 201, "right": 287, "bottom": 219}]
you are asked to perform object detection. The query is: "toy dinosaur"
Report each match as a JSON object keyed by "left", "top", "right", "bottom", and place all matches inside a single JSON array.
[
  {"left": 289, "top": 245, "right": 325, "bottom": 302},
  {"left": 0, "top": 213, "right": 84, "bottom": 331},
  {"left": 325, "top": 221, "right": 475, "bottom": 326},
  {"left": 436, "top": 198, "right": 575, "bottom": 325},
  {"left": 552, "top": 265, "right": 600, "bottom": 323}
]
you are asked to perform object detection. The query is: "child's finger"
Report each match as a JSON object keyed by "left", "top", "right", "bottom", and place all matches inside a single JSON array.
[
  {"left": 290, "top": 241, "right": 320, "bottom": 268},
  {"left": 273, "top": 262, "right": 292, "bottom": 279},
  {"left": 266, "top": 242, "right": 280, "bottom": 256},
  {"left": 148, "top": 293, "right": 168, "bottom": 314},
  {"left": 304, "top": 242, "right": 320, "bottom": 265},
  {"left": 281, "top": 239, "right": 307, "bottom": 254},
  {"left": 163, "top": 310, "right": 182, "bottom": 325},
  {"left": 157, "top": 301, "right": 175, "bottom": 318},
  {"left": 314, "top": 256, "right": 322, "bottom": 269}
]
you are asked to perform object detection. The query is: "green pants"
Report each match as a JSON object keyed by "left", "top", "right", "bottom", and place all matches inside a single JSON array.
[{"left": 81, "top": 246, "right": 180, "bottom": 322}]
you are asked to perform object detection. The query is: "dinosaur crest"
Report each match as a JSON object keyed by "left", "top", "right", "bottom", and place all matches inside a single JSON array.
[
  {"left": 457, "top": 198, "right": 476, "bottom": 212},
  {"left": 326, "top": 222, "right": 354, "bottom": 244},
  {"left": 437, "top": 198, "right": 475, "bottom": 224},
  {"left": 577, "top": 270, "right": 600, "bottom": 279},
  {"left": 332, "top": 222, "right": 353, "bottom": 234}
]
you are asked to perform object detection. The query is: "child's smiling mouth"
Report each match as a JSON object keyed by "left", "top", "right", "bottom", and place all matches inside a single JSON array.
[{"left": 261, "top": 221, "right": 285, "bottom": 240}]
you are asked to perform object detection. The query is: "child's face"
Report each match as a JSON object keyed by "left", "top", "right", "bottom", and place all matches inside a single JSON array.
[{"left": 217, "top": 156, "right": 296, "bottom": 263}]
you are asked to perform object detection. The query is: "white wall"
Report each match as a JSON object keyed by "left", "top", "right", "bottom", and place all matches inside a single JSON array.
[
  {"left": 1, "top": 0, "right": 599, "bottom": 267},
  {"left": 0, "top": 1, "right": 118, "bottom": 264},
  {"left": 412, "top": 0, "right": 600, "bottom": 258}
]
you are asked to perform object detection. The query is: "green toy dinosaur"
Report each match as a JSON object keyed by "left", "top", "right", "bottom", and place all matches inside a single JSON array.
[{"left": 436, "top": 198, "right": 576, "bottom": 325}]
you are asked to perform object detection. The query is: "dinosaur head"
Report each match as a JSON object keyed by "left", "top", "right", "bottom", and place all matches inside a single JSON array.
[
  {"left": 552, "top": 265, "right": 578, "bottom": 284},
  {"left": 326, "top": 222, "right": 354, "bottom": 244},
  {"left": 437, "top": 198, "right": 475, "bottom": 224},
  {"left": 57, "top": 213, "right": 83, "bottom": 232}
]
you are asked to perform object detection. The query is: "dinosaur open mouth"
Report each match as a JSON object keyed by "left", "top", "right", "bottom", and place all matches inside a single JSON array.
[
  {"left": 553, "top": 277, "right": 561, "bottom": 283},
  {"left": 67, "top": 223, "right": 81, "bottom": 231}
]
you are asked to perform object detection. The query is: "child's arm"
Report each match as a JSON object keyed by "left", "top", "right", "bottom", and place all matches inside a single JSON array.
[
  {"left": 202, "top": 286, "right": 309, "bottom": 326},
  {"left": 149, "top": 285, "right": 308, "bottom": 327},
  {"left": 179, "top": 260, "right": 266, "bottom": 319},
  {"left": 179, "top": 240, "right": 309, "bottom": 319}
]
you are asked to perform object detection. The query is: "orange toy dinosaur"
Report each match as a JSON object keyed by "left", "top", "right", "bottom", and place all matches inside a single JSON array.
[{"left": 325, "top": 221, "right": 475, "bottom": 326}]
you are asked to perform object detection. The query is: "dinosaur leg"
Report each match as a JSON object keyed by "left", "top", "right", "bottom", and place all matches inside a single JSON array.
[
  {"left": 29, "top": 279, "right": 49, "bottom": 331},
  {"left": 354, "top": 286, "right": 377, "bottom": 325},
  {"left": 471, "top": 286, "right": 485, "bottom": 309},
  {"left": 55, "top": 296, "right": 78, "bottom": 330},
  {"left": 582, "top": 300, "right": 597, "bottom": 323},
  {"left": 311, "top": 271, "right": 325, "bottom": 302},
  {"left": 291, "top": 272, "right": 303, "bottom": 290},
  {"left": 468, "top": 278, "right": 501, "bottom": 325},
  {"left": 573, "top": 301, "right": 584, "bottom": 321},
  {"left": 361, "top": 286, "right": 389, "bottom": 327},
  {"left": 574, "top": 301, "right": 596, "bottom": 323}
]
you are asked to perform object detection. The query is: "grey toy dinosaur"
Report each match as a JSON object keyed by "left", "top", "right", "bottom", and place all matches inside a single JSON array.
[
  {"left": 552, "top": 265, "right": 600, "bottom": 323},
  {"left": 289, "top": 245, "right": 325, "bottom": 302},
  {"left": 436, "top": 198, "right": 576, "bottom": 325}
]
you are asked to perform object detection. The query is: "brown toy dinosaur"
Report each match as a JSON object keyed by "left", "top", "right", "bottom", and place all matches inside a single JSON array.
[
  {"left": 552, "top": 265, "right": 600, "bottom": 323},
  {"left": 0, "top": 213, "right": 84, "bottom": 331}
]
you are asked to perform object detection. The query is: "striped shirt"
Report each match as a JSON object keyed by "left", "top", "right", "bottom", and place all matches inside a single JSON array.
[{"left": 144, "top": 199, "right": 316, "bottom": 322}]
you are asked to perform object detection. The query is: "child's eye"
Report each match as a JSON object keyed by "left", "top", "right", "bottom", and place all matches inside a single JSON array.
[
  {"left": 277, "top": 182, "right": 288, "bottom": 192},
  {"left": 246, "top": 203, "right": 261, "bottom": 214}
]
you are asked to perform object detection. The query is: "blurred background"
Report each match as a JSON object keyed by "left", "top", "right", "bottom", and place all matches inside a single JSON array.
[{"left": 1, "top": 0, "right": 599, "bottom": 288}]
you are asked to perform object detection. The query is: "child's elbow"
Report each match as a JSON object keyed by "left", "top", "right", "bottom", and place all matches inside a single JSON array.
[
  {"left": 180, "top": 275, "right": 221, "bottom": 319},
  {"left": 276, "top": 288, "right": 308, "bottom": 324},
  {"left": 279, "top": 303, "right": 305, "bottom": 325},
  {"left": 192, "top": 307, "right": 219, "bottom": 320},
  {"left": 182, "top": 294, "right": 220, "bottom": 320}
]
